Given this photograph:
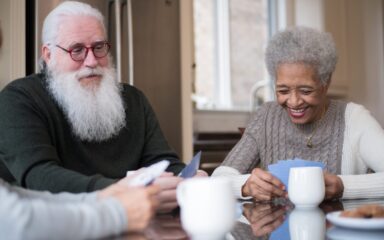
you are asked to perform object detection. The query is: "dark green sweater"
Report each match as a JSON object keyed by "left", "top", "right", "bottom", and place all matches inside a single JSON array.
[{"left": 0, "top": 73, "right": 185, "bottom": 193}]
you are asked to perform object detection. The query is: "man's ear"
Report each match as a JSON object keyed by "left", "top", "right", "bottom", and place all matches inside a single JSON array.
[{"left": 42, "top": 45, "right": 51, "bottom": 64}]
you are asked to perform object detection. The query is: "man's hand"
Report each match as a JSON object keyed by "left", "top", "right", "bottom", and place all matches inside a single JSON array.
[
  {"left": 153, "top": 172, "right": 183, "bottom": 213},
  {"left": 242, "top": 168, "right": 286, "bottom": 201},
  {"left": 324, "top": 172, "right": 344, "bottom": 200},
  {"left": 194, "top": 169, "right": 209, "bottom": 177},
  {"left": 243, "top": 203, "right": 287, "bottom": 237},
  {"left": 154, "top": 168, "right": 207, "bottom": 212}
]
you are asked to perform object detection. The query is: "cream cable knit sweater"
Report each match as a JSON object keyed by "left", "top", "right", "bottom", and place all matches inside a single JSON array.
[{"left": 212, "top": 102, "right": 384, "bottom": 199}]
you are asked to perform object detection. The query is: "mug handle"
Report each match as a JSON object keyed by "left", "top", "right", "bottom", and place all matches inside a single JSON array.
[{"left": 176, "top": 181, "right": 187, "bottom": 207}]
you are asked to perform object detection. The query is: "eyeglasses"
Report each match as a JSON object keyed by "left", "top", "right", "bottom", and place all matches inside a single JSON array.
[{"left": 55, "top": 41, "right": 111, "bottom": 62}]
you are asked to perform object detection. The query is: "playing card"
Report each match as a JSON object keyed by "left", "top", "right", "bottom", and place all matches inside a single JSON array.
[
  {"left": 179, "top": 151, "right": 201, "bottom": 178},
  {"left": 268, "top": 159, "right": 325, "bottom": 190}
]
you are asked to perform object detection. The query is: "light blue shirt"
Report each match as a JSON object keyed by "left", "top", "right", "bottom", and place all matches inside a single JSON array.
[{"left": 0, "top": 179, "right": 127, "bottom": 239}]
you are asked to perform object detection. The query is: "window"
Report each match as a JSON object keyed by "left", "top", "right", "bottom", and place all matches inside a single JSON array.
[{"left": 193, "top": 0, "right": 281, "bottom": 111}]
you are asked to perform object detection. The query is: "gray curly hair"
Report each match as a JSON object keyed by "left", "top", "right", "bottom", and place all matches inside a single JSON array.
[{"left": 265, "top": 26, "right": 337, "bottom": 85}]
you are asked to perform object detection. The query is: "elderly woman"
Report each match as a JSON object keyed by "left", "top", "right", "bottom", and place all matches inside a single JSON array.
[{"left": 212, "top": 26, "right": 384, "bottom": 201}]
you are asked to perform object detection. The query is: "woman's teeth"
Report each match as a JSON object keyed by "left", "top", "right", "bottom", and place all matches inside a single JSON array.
[{"left": 290, "top": 108, "right": 306, "bottom": 117}]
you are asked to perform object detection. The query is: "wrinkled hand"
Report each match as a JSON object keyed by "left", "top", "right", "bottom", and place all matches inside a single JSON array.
[
  {"left": 194, "top": 169, "right": 209, "bottom": 177},
  {"left": 121, "top": 185, "right": 159, "bottom": 232},
  {"left": 101, "top": 185, "right": 160, "bottom": 232},
  {"left": 97, "top": 171, "right": 160, "bottom": 232},
  {"left": 324, "top": 172, "right": 344, "bottom": 200},
  {"left": 153, "top": 172, "right": 183, "bottom": 213},
  {"left": 319, "top": 200, "right": 344, "bottom": 214},
  {"left": 98, "top": 170, "right": 146, "bottom": 199},
  {"left": 243, "top": 203, "right": 287, "bottom": 237},
  {"left": 242, "top": 168, "right": 286, "bottom": 201}
]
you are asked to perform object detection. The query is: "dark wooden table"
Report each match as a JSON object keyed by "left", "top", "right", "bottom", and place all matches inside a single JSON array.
[{"left": 107, "top": 198, "right": 384, "bottom": 240}]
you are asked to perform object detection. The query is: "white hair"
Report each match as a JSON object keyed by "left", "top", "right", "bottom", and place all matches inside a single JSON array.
[{"left": 42, "top": 1, "right": 105, "bottom": 46}]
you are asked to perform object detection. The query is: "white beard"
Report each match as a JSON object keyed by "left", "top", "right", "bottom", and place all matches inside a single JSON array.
[{"left": 46, "top": 61, "right": 126, "bottom": 142}]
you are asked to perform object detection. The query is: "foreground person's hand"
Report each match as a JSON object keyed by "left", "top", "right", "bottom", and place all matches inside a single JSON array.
[
  {"left": 98, "top": 169, "right": 148, "bottom": 198},
  {"left": 243, "top": 203, "right": 287, "bottom": 237},
  {"left": 153, "top": 172, "right": 183, "bottom": 213},
  {"left": 324, "top": 172, "right": 344, "bottom": 200},
  {"left": 115, "top": 185, "right": 159, "bottom": 232},
  {"left": 242, "top": 168, "right": 286, "bottom": 201}
]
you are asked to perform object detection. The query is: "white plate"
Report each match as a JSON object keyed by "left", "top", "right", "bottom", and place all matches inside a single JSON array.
[
  {"left": 326, "top": 211, "right": 384, "bottom": 230},
  {"left": 327, "top": 227, "right": 384, "bottom": 240}
]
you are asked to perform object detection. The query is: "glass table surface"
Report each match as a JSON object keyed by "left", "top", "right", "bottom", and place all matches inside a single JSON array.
[{"left": 110, "top": 198, "right": 384, "bottom": 240}]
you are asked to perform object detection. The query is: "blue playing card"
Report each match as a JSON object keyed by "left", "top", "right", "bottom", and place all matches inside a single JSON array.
[
  {"left": 268, "top": 159, "right": 325, "bottom": 190},
  {"left": 179, "top": 151, "right": 201, "bottom": 178},
  {"left": 268, "top": 165, "right": 290, "bottom": 189},
  {"left": 269, "top": 212, "right": 290, "bottom": 240}
]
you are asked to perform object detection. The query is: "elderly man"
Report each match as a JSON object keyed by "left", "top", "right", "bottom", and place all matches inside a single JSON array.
[
  {"left": 0, "top": 18, "right": 160, "bottom": 240},
  {"left": 0, "top": 1, "right": 188, "bottom": 211}
]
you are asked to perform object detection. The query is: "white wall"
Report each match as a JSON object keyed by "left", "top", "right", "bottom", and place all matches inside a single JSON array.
[
  {"left": 194, "top": 0, "right": 384, "bottom": 131},
  {"left": 0, "top": 0, "right": 11, "bottom": 88},
  {"left": 0, "top": 0, "right": 25, "bottom": 89},
  {"left": 284, "top": 0, "right": 384, "bottom": 125},
  {"left": 180, "top": 0, "right": 194, "bottom": 159},
  {"left": 348, "top": 0, "right": 384, "bottom": 124},
  {"left": 324, "top": 0, "right": 384, "bottom": 124},
  {"left": 194, "top": 110, "right": 250, "bottom": 132},
  {"left": 1, "top": 0, "right": 384, "bottom": 137}
]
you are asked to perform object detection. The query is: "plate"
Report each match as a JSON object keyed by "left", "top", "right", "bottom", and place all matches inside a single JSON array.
[
  {"left": 326, "top": 211, "right": 384, "bottom": 230},
  {"left": 327, "top": 226, "right": 384, "bottom": 240}
]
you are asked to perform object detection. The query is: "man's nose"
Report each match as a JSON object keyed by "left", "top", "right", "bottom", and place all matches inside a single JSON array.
[{"left": 83, "top": 50, "right": 98, "bottom": 68}]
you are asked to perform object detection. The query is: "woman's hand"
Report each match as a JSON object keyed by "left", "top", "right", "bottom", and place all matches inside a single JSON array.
[
  {"left": 242, "top": 168, "right": 286, "bottom": 201},
  {"left": 324, "top": 172, "right": 344, "bottom": 200}
]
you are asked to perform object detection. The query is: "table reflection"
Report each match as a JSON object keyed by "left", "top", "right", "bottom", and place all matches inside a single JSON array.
[
  {"left": 108, "top": 213, "right": 189, "bottom": 240},
  {"left": 229, "top": 198, "right": 384, "bottom": 240},
  {"left": 289, "top": 207, "right": 325, "bottom": 240},
  {"left": 109, "top": 198, "right": 384, "bottom": 240},
  {"left": 239, "top": 201, "right": 290, "bottom": 237},
  {"left": 326, "top": 227, "right": 384, "bottom": 240}
]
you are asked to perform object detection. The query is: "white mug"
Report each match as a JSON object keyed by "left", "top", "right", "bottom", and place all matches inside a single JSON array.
[
  {"left": 177, "top": 177, "right": 236, "bottom": 240},
  {"left": 288, "top": 167, "right": 325, "bottom": 208},
  {"left": 289, "top": 207, "right": 325, "bottom": 240}
]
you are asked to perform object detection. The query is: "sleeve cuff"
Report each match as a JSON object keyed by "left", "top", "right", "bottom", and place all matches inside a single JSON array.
[
  {"left": 339, "top": 173, "right": 384, "bottom": 199},
  {"left": 232, "top": 174, "right": 252, "bottom": 199},
  {"left": 211, "top": 166, "right": 251, "bottom": 199}
]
